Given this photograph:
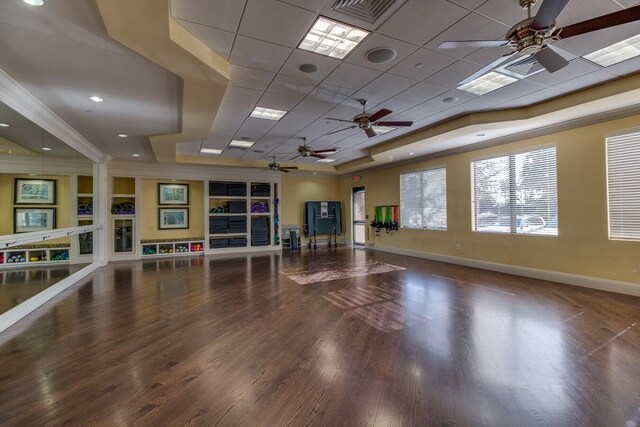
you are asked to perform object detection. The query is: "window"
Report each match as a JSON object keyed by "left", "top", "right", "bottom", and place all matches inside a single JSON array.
[
  {"left": 400, "top": 167, "right": 447, "bottom": 230},
  {"left": 472, "top": 146, "right": 557, "bottom": 236},
  {"left": 607, "top": 130, "right": 640, "bottom": 240}
]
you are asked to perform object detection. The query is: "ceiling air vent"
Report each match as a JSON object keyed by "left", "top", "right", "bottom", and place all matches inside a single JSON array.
[
  {"left": 496, "top": 55, "right": 546, "bottom": 80},
  {"left": 331, "top": 0, "right": 400, "bottom": 25}
]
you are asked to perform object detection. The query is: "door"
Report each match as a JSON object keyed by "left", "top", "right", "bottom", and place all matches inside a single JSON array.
[{"left": 353, "top": 187, "right": 365, "bottom": 246}]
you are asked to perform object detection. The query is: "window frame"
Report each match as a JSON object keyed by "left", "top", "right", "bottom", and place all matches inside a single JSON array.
[
  {"left": 470, "top": 144, "right": 558, "bottom": 237},
  {"left": 399, "top": 165, "right": 448, "bottom": 231}
]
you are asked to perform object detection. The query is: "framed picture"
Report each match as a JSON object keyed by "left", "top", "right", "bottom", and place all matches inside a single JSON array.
[
  {"left": 158, "top": 208, "right": 189, "bottom": 229},
  {"left": 158, "top": 183, "right": 189, "bottom": 205},
  {"left": 14, "top": 179, "right": 56, "bottom": 204},
  {"left": 14, "top": 208, "right": 56, "bottom": 233}
]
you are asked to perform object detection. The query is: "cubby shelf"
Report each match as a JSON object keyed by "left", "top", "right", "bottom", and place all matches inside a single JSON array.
[
  {"left": 141, "top": 240, "right": 205, "bottom": 258},
  {"left": 209, "top": 196, "right": 246, "bottom": 200},
  {"left": 0, "top": 246, "right": 71, "bottom": 269}
]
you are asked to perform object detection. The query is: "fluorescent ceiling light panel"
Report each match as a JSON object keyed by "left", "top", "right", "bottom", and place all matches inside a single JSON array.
[
  {"left": 229, "top": 140, "right": 255, "bottom": 148},
  {"left": 458, "top": 71, "right": 517, "bottom": 95},
  {"left": 373, "top": 126, "right": 396, "bottom": 135},
  {"left": 23, "top": 0, "right": 45, "bottom": 5},
  {"left": 41, "top": 147, "right": 52, "bottom": 151},
  {"left": 583, "top": 35, "right": 640, "bottom": 67},
  {"left": 200, "top": 148, "right": 223, "bottom": 155},
  {"left": 317, "top": 158, "right": 337, "bottom": 163},
  {"left": 250, "top": 107, "right": 287, "bottom": 121},
  {"left": 298, "top": 16, "right": 369, "bottom": 59},
  {"left": 0, "top": 123, "right": 9, "bottom": 127},
  {"left": 89, "top": 95, "right": 104, "bottom": 103}
]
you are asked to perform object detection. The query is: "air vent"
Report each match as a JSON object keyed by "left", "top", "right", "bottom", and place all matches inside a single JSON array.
[
  {"left": 331, "top": 0, "right": 399, "bottom": 25},
  {"left": 496, "top": 55, "right": 546, "bottom": 79}
]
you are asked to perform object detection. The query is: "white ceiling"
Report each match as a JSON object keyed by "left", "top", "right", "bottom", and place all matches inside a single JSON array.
[{"left": 0, "top": 0, "right": 639, "bottom": 166}]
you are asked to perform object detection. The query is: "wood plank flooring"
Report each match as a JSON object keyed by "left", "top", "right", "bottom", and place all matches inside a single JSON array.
[{"left": 0, "top": 247, "right": 639, "bottom": 426}]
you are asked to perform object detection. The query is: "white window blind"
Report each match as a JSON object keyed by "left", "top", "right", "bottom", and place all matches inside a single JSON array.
[
  {"left": 607, "top": 131, "right": 640, "bottom": 240},
  {"left": 400, "top": 167, "right": 447, "bottom": 230},
  {"left": 472, "top": 147, "right": 557, "bottom": 236}
]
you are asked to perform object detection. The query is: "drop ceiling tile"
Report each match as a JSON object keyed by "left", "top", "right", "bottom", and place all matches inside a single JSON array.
[
  {"left": 229, "top": 65, "right": 276, "bottom": 91},
  {"left": 217, "top": 102, "right": 255, "bottom": 117},
  {"left": 447, "top": 0, "right": 488, "bottom": 10},
  {"left": 395, "top": 81, "right": 449, "bottom": 103},
  {"left": 527, "top": 58, "right": 601, "bottom": 86},
  {"left": 605, "top": 55, "right": 640, "bottom": 77},
  {"left": 391, "top": 102, "right": 446, "bottom": 122},
  {"left": 344, "top": 91, "right": 388, "bottom": 111},
  {"left": 496, "top": 87, "right": 564, "bottom": 108},
  {"left": 378, "top": 0, "right": 469, "bottom": 46},
  {"left": 388, "top": 48, "right": 458, "bottom": 80},
  {"left": 175, "top": 19, "right": 235, "bottom": 60},
  {"left": 220, "top": 148, "right": 247, "bottom": 159},
  {"left": 345, "top": 33, "right": 419, "bottom": 72},
  {"left": 236, "top": 117, "right": 279, "bottom": 139},
  {"left": 230, "top": 35, "right": 293, "bottom": 72},
  {"left": 266, "top": 74, "right": 317, "bottom": 98},
  {"left": 324, "top": 63, "right": 382, "bottom": 90},
  {"left": 378, "top": 98, "right": 420, "bottom": 116},
  {"left": 555, "top": 0, "right": 619, "bottom": 28},
  {"left": 425, "top": 12, "right": 510, "bottom": 58},
  {"left": 176, "top": 141, "right": 202, "bottom": 156},
  {"left": 460, "top": 78, "right": 544, "bottom": 107},
  {"left": 222, "top": 86, "right": 263, "bottom": 105},
  {"left": 550, "top": 69, "right": 618, "bottom": 93},
  {"left": 476, "top": 0, "right": 541, "bottom": 28},
  {"left": 426, "top": 59, "right": 483, "bottom": 88},
  {"left": 257, "top": 92, "right": 303, "bottom": 111},
  {"left": 292, "top": 99, "right": 337, "bottom": 117},
  {"left": 211, "top": 113, "right": 246, "bottom": 135},
  {"left": 170, "top": 0, "right": 245, "bottom": 33},
  {"left": 614, "top": 0, "right": 640, "bottom": 6},
  {"left": 277, "top": 0, "right": 328, "bottom": 12},
  {"left": 280, "top": 49, "right": 341, "bottom": 82},
  {"left": 203, "top": 133, "right": 236, "bottom": 149},
  {"left": 361, "top": 73, "right": 419, "bottom": 99},
  {"left": 306, "top": 83, "right": 356, "bottom": 104},
  {"left": 463, "top": 46, "right": 514, "bottom": 67},
  {"left": 238, "top": 0, "right": 316, "bottom": 48}
]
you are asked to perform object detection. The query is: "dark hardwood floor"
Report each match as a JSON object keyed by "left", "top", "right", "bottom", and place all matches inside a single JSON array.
[{"left": 0, "top": 247, "right": 639, "bottom": 426}]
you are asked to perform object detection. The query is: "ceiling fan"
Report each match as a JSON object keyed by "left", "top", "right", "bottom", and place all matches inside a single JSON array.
[
  {"left": 290, "top": 137, "right": 338, "bottom": 160},
  {"left": 439, "top": 0, "right": 640, "bottom": 84},
  {"left": 267, "top": 156, "right": 298, "bottom": 173},
  {"left": 325, "top": 99, "right": 413, "bottom": 138}
]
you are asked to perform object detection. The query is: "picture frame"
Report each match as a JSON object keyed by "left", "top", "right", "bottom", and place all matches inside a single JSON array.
[
  {"left": 14, "top": 208, "right": 57, "bottom": 233},
  {"left": 14, "top": 178, "right": 56, "bottom": 204},
  {"left": 158, "top": 208, "right": 189, "bottom": 229},
  {"left": 158, "top": 183, "right": 189, "bottom": 205}
]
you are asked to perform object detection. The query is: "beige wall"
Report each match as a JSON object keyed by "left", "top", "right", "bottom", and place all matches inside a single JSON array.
[
  {"left": 280, "top": 174, "right": 344, "bottom": 243},
  {"left": 0, "top": 173, "right": 71, "bottom": 235},
  {"left": 340, "top": 114, "right": 640, "bottom": 285},
  {"left": 140, "top": 179, "right": 204, "bottom": 240}
]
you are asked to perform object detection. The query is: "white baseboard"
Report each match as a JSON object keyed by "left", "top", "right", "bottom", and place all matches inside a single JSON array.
[
  {"left": 370, "top": 244, "right": 640, "bottom": 297},
  {"left": 0, "top": 262, "right": 101, "bottom": 336}
]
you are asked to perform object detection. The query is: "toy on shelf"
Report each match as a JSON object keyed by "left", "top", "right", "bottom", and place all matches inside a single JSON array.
[
  {"left": 251, "top": 201, "right": 269, "bottom": 213},
  {"left": 111, "top": 202, "right": 135, "bottom": 215},
  {"left": 78, "top": 202, "right": 93, "bottom": 215},
  {"left": 190, "top": 243, "right": 203, "bottom": 252},
  {"left": 50, "top": 251, "right": 69, "bottom": 261},
  {"left": 143, "top": 246, "right": 157, "bottom": 255}
]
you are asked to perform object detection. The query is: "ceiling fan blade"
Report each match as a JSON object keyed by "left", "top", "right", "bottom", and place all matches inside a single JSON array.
[
  {"left": 439, "top": 40, "right": 510, "bottom": 49},
  {"left": 364, "top": 127, "right": 377, "bottom": 138},
  {"left": 311, "top": 153, "right": 327, "bottom": 159},
  {"left": 459, "top": 52, "right": 516, "bottom": 85},
  {"left": 281, "top": 166, "right": 299, "bottom": 170},
  {"left": 312, "top": 149, "right": 338, "bottom": 154},
  {"left": 368, "top": 108, "right": 392, "bottom": 123},
  {"left": 534, "top": 45, "right": 569, "bottom": 73},
  {"left": 290, "top": 154, "right": 301, "bottom": 160},
  {"left": 277, "top": 168, "right": 290, "bottom": 173},
  {"left": 374, "top": 121, "right": 413, "bottom": 127},
  {"left": 531, "top": 0, "right": 570, "bottom": 30},
  {"left": 326, "top": 126, "right": 358, "bottom": 136},
  {"left": 325, "top": 117, "right": 354, "bottom": 123},
  {"left": 555, "top": 5, "right": 640, "bottom": 40}
]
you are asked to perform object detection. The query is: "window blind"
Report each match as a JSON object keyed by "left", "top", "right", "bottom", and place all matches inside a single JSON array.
[
  {"left": 400, "top": 167, "right": 447, "bottom": 230},
  {"left": 472, "top": 147, "right": 557, "bottom": 236},
  {"left": 607, "top": 131, "right": 640, "bottom": 240}
]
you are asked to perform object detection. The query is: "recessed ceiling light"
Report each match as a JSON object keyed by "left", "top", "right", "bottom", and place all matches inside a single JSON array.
[
  {"left": 476, "top": 133, "right": 486, "bottom": 137},
  {"left": 299, "top": 63, "right": 319, "bottom": 73},
  {"left": 89, "top": 95, "right": 104, "bottom": 103},
  {"left": 23, "top": 0, "right": 44, "bottom": 6},
  {"left": 583, "top": 34, "right": 640, "bottom": 67},
  {"left": 250, "top": 107, "right": 287, "bottom": 121},
  {"left": 229, "top": 140, "right": 255, "bottom": 148},
  {"left": 313, "top": 172, "right": 318, "bottom": 175},
  {"left": 41, "top": 147, "right": 52, "bottom": 151},
  {"left": 0, "top": 123, "right": 9, "bottom": 127},
  {"left": 200, "top": 148, "right": 223, "bottom": 155},
  {"left": 298, "top": 16, "right": 369, "bottom": 59},
  {"left": 442, "top": 96, "right": 459, "bottom": 104},
  {"left": 317, "top": 158, "right": 337, "bottom": 163},
  {"left": 458, "top": 71, "right": 517, "bottom": 95},
  {"left": 118, "top": 134, "right": 128, "bottom": 138},
  {"left": 132, "top": 153, "right": 140, "bottom": 157},
  {"left": 414, "top": 63, "right": 425, "bottom": 69},
  {"left": 373, "top": 126, "right": 396, "bottom": 135},
  {"left": 409, "top": 152, "right": 414, "bottom": 156},
  {"left": 366, "top": 48, "right": 397, "bottom": 64}
]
